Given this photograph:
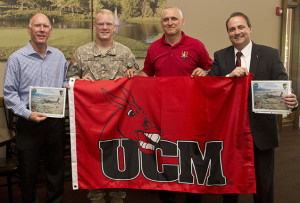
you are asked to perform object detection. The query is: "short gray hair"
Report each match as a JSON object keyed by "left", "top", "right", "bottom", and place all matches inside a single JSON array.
[{"left": 161, "top": 7, "right": 183, "bottom": 20}]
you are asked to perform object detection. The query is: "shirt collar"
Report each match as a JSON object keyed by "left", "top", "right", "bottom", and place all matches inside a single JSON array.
[
  {"left": 161, "top": 31, "right": 186, "bottom": 47},
  {"left": 234, "top": 41, "right": 252, "bottom": 58},
  {"left": 93, "top": 40, "right": 116, "bottom": 57},
  {"left": 25, "top": 41, "right": 52, "bottom": 57}
]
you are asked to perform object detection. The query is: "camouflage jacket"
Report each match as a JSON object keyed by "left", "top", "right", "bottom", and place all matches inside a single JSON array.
[{"left": 67, "top": 41, "right": 138, "bottom": 80}]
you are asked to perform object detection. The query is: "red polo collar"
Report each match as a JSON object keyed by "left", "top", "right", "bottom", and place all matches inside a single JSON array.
[{"left": 161, "top": 31, "right": 186, "bottom": 47}]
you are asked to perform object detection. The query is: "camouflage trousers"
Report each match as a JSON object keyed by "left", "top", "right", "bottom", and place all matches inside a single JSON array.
[{"left": 87, "top": 189, "right": 126, "bottom": 200}]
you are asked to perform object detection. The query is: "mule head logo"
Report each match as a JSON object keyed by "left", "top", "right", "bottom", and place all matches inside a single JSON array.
[{"left": 99, "top": 86, "right": 163, "bottom": 153}]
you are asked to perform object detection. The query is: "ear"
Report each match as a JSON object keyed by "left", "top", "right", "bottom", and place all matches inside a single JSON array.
[
  {"left": 182, "top": 18, "right": 185, "bottom": 26},
  {"left": 102, "top": 88, "right": 126, "bottom": 110},
  {"left": 119, "top": 86, "right": 136, "bottom": 104},
  {"left": 249, "top": 26, "right": 253, "bottom": 34},
  {"left": 48, "top": 28, "right": 52, "bottom": 37},
  {"left": 27, "top": 26, "right": 31, "bottom": 36}
]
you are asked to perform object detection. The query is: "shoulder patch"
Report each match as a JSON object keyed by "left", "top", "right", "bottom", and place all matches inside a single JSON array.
[{"left": 71, "top": 54, "right": 76, "bottom": 64}]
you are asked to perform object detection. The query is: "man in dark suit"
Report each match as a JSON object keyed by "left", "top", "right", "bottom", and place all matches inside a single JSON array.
[{"left": 208, "top": 12, "right": 298, "bottom": 203}]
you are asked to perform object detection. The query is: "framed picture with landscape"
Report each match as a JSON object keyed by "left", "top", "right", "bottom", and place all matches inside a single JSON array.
[
  {"left": 0, "top": 0, "right": 166, "bottom": 60},
  {"left": 251, "top": 80, "right": 292, "bottom": 114},
  {"left": 29, "top": 86, "right": 66, "bottom": 118}
]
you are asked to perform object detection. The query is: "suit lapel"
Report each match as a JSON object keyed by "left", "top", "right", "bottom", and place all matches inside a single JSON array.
[
  {"left": 249, "top": 43, "right": 260, "bottom": 79},
  {"left": 225, "top": 46, "right": 236, "bottom": 74}
]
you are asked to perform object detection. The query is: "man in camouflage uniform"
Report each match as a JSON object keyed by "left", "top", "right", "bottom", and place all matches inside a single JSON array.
[
  {"left": 67, "top": 9, "right": 138, "bottom": 82},
  {"left": 67, "top": 9, "right": 138, "bottom": 203}
]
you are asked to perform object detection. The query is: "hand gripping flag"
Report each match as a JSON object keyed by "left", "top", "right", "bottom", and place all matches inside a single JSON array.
[{"left": 68, "top": 75, "right": 256, "bottom": 194}]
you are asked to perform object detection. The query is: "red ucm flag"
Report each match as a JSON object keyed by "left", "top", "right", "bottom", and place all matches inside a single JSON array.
[{"left": 68, "top": 75, "right": 256, "bottom": 194}]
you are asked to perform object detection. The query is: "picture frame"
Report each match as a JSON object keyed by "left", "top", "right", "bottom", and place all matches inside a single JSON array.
[
  {"left": 251, "top": 81, "right": 291, "bottom": 114},
  {"left": 29, "top": 86, "right": 66, "bottom": 118}
]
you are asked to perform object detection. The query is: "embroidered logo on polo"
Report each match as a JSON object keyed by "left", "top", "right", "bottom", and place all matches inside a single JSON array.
[
  {"left": 180, "top": 51, "right": 190, "bottom": 61},
  {"left": 181, "top": 51, "right": 188, "bottom": 58}
]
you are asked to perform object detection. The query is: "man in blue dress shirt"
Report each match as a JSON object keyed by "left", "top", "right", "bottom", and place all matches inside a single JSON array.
[{"left": 3, "top": 13, "right": 68, "bottom": 203}]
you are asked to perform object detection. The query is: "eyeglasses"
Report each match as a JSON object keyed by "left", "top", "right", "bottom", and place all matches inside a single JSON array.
[{"left": 95, "top": 22, "right": 114, "bottom": 28}]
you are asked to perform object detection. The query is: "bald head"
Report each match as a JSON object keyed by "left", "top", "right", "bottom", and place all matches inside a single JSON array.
[{"left": 29, "top": 13, "right": 51, "bottom": 29}]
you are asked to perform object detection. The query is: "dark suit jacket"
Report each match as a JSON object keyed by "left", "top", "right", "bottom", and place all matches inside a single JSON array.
[{"left": 208, "top": 42, "right": 288, "bottom": 150}]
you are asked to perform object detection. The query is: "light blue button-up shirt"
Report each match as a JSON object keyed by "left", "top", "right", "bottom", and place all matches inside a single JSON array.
[{"left": 4, "top": 42, "right": 68, "bottom": 119}]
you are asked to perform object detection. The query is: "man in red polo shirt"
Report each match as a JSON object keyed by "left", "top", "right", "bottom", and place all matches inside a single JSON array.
[
  {"left": 125, "top": 6, "right": 212, "bottom": 78},
  {"left": 125, "top": 6, "right": 212, "bottom": 203}
]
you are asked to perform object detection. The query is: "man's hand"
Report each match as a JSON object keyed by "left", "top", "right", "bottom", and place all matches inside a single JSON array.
[
  {"left": 82, "top": 75, "right": 94, "bottom": 82},
  {"left": 65, "top": 84, "right": 70, "bottom": 89},
  {"left": 29, "top": 112, "right": 47, "bottom": 123},
  {"left": 284, "top": 94, "right": 298, "bottom": 109},
  {"left": 229, "top": 67, "right": 249, "bottom": 77},
  {"left": 125, "top": 69, "right": 137, "bottom": 78},
  {"left": 191, "top": 68, "right": 207, "bottom": 78}
]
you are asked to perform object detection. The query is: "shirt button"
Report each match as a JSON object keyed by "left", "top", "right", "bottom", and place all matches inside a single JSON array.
[{"left": 171, "top": 54, "right": 173, "bottom": 56}]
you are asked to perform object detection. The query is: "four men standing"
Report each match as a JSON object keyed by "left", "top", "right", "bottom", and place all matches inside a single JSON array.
[{"left": 3, "top": 7, "right": 298, "bottom": 203}]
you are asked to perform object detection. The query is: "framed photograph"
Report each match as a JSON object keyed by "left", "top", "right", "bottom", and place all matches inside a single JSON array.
[
  {"left": 29, "top": 86, "right": 66, "bottom": 118},
  {"left": 251, "top": 81, "right": 291, "bottom": 114}
]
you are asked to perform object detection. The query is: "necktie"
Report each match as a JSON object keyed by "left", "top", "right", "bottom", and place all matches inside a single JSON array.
[{"left": 236, "top": 51, "right": 242, "bottom": 67}]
